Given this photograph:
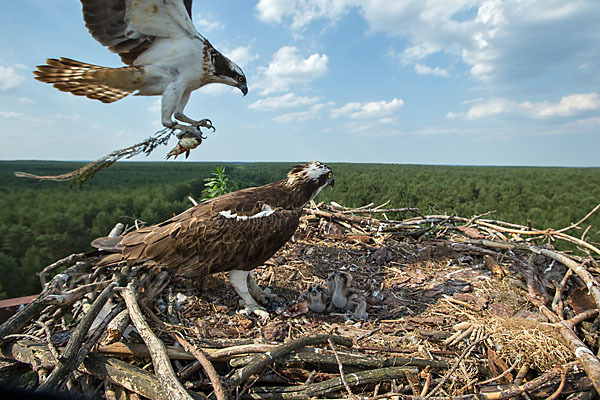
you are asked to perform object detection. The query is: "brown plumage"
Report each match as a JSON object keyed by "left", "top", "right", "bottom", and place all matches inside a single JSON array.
[
  {"left": 95, "top": 162, "right": 334, "bottom": 315},
  {"left": 33, "top": 58, "right": 142, "bottom": 103}
]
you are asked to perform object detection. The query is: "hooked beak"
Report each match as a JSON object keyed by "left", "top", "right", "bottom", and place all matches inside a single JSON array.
[{"left": 239, "top": 84, "right": 248, "bottom": 96}]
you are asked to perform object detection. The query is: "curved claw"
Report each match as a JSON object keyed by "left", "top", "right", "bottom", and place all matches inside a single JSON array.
[
  {"left": 239, "top": 304, "right": 270, "bottom": 320},
  {"left": 195, "top": 119, "right": 215, "bottom": 132}
]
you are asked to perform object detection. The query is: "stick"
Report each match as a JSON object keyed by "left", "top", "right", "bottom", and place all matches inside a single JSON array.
[
  {"left": 0, "top": 262, "right": 88, "bottom": 339},
  {"left": 250, "top": 366, "right": 418, "bottom": 399},
  {"left": 228, "top": 334, "right": 352, "bottom": 388},
  {"left": 425, "top": 335, "right": 488, "bottom": 398},
  {"left": 466, "top": 239, "right": 600, "bottom": 311},
  {"left": 120, "top": 283, "right": 193, "bottom": 400},
  {"left": 139, "top": 301, "right": 228, "bottom": 400},
  {"left": 532, "top": 299, "right": 600, "bottom": 396},
  {"left": 328, "top": 339, "right": 358, "bottom": 400},
  {"left": 37, "top": 281, "right": 118, "bottom": 392},
  {"left": 2, "top": 340, "right": 205, "bottom": 400},
  {"left": 38, "top": 253, "right": 88, "bottom": 279}
]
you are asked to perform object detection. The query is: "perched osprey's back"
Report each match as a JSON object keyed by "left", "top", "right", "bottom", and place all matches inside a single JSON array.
[
  {"left": 33, "top": 0, "right": 248, "bottom": 131},
  {"left": 96, "top": 162, "right": 335, "bottom": 316}
]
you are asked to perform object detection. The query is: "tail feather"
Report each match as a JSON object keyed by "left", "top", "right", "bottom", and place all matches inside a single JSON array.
[{"left": 33, "top": 57, "right": 143, "bottom": 103}]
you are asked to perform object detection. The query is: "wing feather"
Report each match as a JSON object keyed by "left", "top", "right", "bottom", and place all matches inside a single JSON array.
[
  {"left": 121, "top": 200, "right": 299, "bottom": 278},
  {"left": 80, "top": 0, "right": 199, "bottom": 65}
]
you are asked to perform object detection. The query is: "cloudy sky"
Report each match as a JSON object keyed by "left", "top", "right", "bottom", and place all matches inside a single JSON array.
[{"left": 1, "top": 0, "right": 599, "bottom": 166}]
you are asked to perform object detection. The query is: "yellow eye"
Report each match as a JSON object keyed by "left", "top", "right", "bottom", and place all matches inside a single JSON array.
[
  {"left": 327, "top": 172, "right": 332, "bottom": 178},
  {"left": 238, "top": 76, "right": 244, "bottom": 82}
]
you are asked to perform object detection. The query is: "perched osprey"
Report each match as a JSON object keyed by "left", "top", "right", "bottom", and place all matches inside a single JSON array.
[
  {"left": 33, "top": 0, "right": 248, "bottom": 131},
  {"left": 96, "top": 162, "right": 334, "bottom": 317}
]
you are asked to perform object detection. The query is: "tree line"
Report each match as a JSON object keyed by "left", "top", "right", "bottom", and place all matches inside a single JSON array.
[{"left": 0, "top": 161, "right": 598, "bottom": 299}]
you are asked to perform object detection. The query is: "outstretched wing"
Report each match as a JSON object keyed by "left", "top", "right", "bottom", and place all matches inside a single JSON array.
[
  {"left": 121, "top": 199, "right": 300, "bottom": 277},
  {"left": 80, "top": 0, "right": 201, "bottom": 65}
]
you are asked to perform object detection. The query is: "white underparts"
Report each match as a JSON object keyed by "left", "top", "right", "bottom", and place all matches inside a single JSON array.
[{"left": 219, "top": 204, "right": 275, "bottom": 221}]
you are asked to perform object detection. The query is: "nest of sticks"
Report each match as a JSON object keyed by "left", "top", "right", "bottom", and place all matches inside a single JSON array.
[{"left": 1, "top": 200, "right": 599, "bottom": 400}]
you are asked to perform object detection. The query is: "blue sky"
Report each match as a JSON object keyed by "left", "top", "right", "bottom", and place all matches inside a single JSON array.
[{"left": 1, "top": 0, "right": 599, "bottom": 166}]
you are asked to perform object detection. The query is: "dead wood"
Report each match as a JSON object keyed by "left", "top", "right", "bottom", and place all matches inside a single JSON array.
[
  {"left": 228, "top": 334, "right": 353, "bottom": 388},
  {"left": 120, "top": 282, "right": 193, "bottom": 400},
  {"left": 2, "top": 340, "right": 204, "bottom": 400},
  {"left": 3, "top": 201, "right": 600, "bottom": 399},
  {"left": 37, "top": 281, "right": 118, "bottom": 392}
]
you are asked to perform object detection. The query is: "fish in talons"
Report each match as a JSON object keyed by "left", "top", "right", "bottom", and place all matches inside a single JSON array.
[{"left": 166, "top": 129, "right": 206, "bottom": 159}]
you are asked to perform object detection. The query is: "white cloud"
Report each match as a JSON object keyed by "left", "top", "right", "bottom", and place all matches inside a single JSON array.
[
  {"left": 274, "top": 102, "right": 334, "bottom": 123},
  {"left": 460, "top": 93, "right": 600, "bottom": 120},
  {"left": 0, "top": 111, "right": 23, "bottom": 118},
  {"left": 18, "top": 97, "right": 35, "bottom": 105},
  {"left": 0, "top": 65, "right": 25, "bottom": 90},
  {"left": 256, "top": 0, "right": 352, "bottom": 30},
  {"left": 225, "top": 45, "right": 259, "bottom": 68},
  {"left": 378, "top": 117, "right": 398, "bottom": 124},
  {"left": 525, "top": 93, "right": 600, "bottom": 118},
  {"left": 414, "top": 63, "right": 449, "bottom": 77},
  {"left": 194, "top": 15, "right": 224, "bottom": 32},
  {"left": 331, "top": 98, "right": 404, "bottom": 119},
  {"left": 256, "top": 1, "right": 600, "bottom": 84},
  {"left": 249, "top": 93, "right": 320, "bottom": 111},
  {"left": 255, "top": 46, "right": 328, "bottom": 95}
]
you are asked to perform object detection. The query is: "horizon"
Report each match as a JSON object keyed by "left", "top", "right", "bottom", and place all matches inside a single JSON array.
[
  {"left": 2, "top": 159, "right": 599, "bottom": 169},
  {"left": 1, "top": 1, "right": 599, "bottom": 167}
]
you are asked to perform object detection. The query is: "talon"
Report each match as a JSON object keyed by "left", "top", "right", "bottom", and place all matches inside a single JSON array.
[
  {"left": 239, "top": 304, "right": 269, "bottom": 320},
  {"left": 195, "top": 119, "right": 215, "bottom": 131}
]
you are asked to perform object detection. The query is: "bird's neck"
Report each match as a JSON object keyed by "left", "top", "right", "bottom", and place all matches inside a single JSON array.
[{"left": 269, "top": 179, "right": 323, "bottom": 211}]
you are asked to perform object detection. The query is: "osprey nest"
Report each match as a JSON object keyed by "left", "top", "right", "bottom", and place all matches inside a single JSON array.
[{"left": 1, "top": 201, "right": 600, "bottom": 400}]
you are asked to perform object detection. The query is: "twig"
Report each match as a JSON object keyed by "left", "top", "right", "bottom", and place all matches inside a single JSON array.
[
  {"left": 120, "top": 283, "right": 193, "bottom": 400},
  {"left": 466, "top": 239, "right": 600, "bottom": 311},
  {"left": 15, "top": 128, "right": 178, "bottom": 186},
  {"left": 556, "top": 203, "right": 600, "bottom": 233},
  {"left": 532, "top": 299, "right": 600, "bottom": 396},
  {"left": 74, "top": 301, "right": 126, "bottom": 368},
  {"left": 250, "top": 366, "right": 419, "bottom": 399},
  {"left": 139, "top": 300, "right": 228, "bottom": 400},
  {"left": 38, "top": 253, "right": 88, "bottom": 278},
  {"left": 328, "top": 339, "right": 358, "bottom": 400},
  {"left": 36, "top": 281, "right": 118, "bottom": 392},
  {"left": 228, "top": 334, "right": 352, "bottom": 388},
  {"left": 477, "top": 356, "right": 521, "bottom": 386},
  {"left": 35, "top": 321, "right": 60, "bottom": 361},
  {"left": 425, "top": 334, "right": 489, "bottom": 398},
  {"left": 545, "top": 368, "right": 566, "bottom": 400},
  {"left": 2, "top": 340, "right": 205, "bottom": 400},
  {"left": 0, "top": 261, "right": 91, "bottom": 340}
]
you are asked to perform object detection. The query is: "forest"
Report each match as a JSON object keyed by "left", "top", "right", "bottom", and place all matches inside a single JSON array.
[{"left": 0, "top": 160, "right": 598, "bottom": 299}]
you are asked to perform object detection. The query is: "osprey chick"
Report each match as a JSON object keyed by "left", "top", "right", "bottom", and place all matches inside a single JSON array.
[
  {"left": 98, "top": 162, "right": 334, "bottom": 317},
  {"left": 33, "top": 0, "right": 247, "bottom": 132}
]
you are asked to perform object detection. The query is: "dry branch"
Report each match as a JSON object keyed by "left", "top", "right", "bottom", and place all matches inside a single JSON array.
[
  {"left": 120, "top": 283, "right": 193, "bottom": 400},
  {"left": 2, "top": 200, "right": 599, "bottom": 399}
]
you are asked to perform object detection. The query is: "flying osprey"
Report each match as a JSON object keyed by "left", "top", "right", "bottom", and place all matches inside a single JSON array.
[
  {"left": 95, "top": 162, "right": 334, "bottom": 317},
  {"left": 33, "top": 0, "right": 248, "bottom": 132}
]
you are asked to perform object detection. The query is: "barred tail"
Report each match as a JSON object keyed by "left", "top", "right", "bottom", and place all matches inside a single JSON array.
[{"left": 33, "top": 57, "right": 143, "bottom": 103}]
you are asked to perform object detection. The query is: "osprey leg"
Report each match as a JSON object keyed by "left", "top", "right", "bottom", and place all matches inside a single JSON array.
[
  {"left": 247, "top": 271, "right": 276, "bottom": 305},
  {"left": 229, "top": 270, "right": 269, "bottom": 319}
]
